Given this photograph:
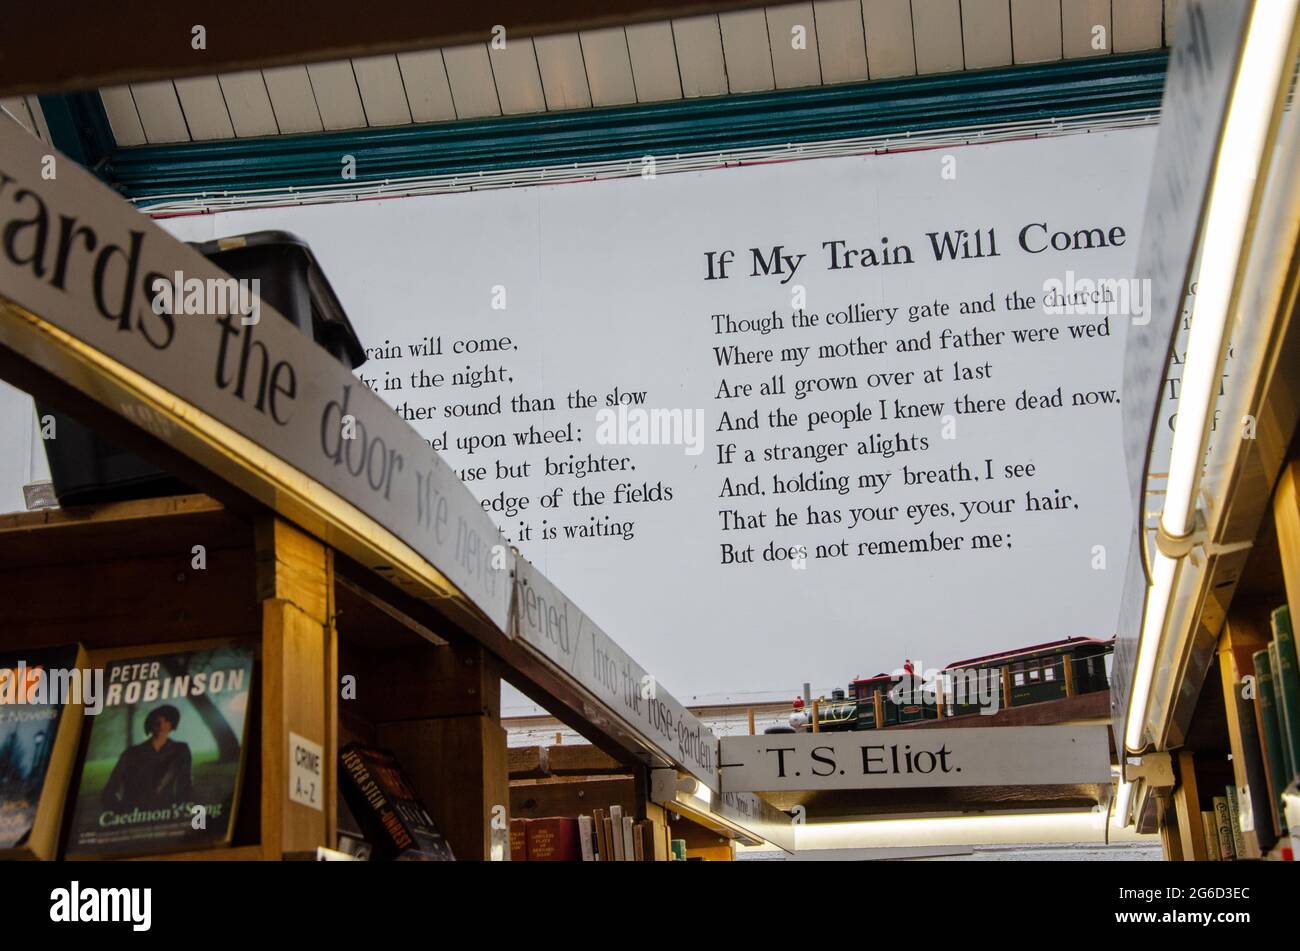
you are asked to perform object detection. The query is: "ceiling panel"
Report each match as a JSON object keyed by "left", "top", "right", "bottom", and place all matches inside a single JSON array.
[
  {"left": 99, "top": 86, "right": 147, "bottom": 146},
  {"left": 306, "top": 62, "right": 367, "bottom": 130},
  {"left": 95, "top": 3, "right": 1172, "bottom": 151},
  {"left": 961, "top": 0, "right": 1014, "bottom": 70},
  {"left": 719, "top": 9, "right": 776, "bottom": 92},
  {"left": 1061, "top": 0, "right": 1111, "bottom": 58},
  {"left": 130, "top": 81, "right": 189, "bottom": 143},
  {"left": 1165, "top": 0, "right": 1182, "bottom": 46},
  {"left": 263, "top": 66, "right": 324, "bottom": 134},
  {"left": 352, "top": 55, "right": 413, "bottom": 127},
  {"left": 396, "top": 50, "right": 457, "bottom": 123},
  {"left": 581, "top": 28, "right": 639, "bottom": 106},
  {"left": 626, "top": 21, "right": 684, "bottom": 102},
  {"left": 173, "top": 76, "right": 234, "bottom": 141},
  {"left": 535, "top": 34, "right": 594, "bottom": 111},
  {"left": 863, "top": 0, "right": 918, "bottom": 78},
  {"left": 489, "top": 40, "right": 547, "bottom": 115},
  {"left": 1011, "top": 0, "right": 1064, "bottom": 64},
  {"left": 814, "top": 0, "right": 869, "bottom": 84},
  {"left": 443, "top": 45, "right": 502, "bottom": 118},
  {"left": 912, "top": 0, "right": 965, "bottom": 74},
  {"left": 1113, "top": 0, "right": 1163, "bottom": 53},
  {"left": 217, "top": 72, "right": 280, "bottom": 137},
  {"left": 672, "top": 16, "right": 729, "bottom": 98},
  {"left": 768, "top": 3, "right": 823, "bottom": 88}
]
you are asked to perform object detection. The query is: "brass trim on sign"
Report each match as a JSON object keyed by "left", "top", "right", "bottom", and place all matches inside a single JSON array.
[{"left": 0, "top": 296, "right": 477, "bottom": 623}]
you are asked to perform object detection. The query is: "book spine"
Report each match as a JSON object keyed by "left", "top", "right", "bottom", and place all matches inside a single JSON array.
[
  {"left": 609, "top": 805, "right": 625, "bottom": 861},
  {"left": 578, "top": 815, "right": 594, "bottom": 862},
  {"left": 593, "top": 808, "right": 608, "bottom": 861},
  {"left": 1225, "top": 785, "right": 1247, "bottom": 858},
  {"left": 1213, "top": 796, "right": 1235, "bottom": 860},
  {"left": 1271, "top": 606, "right": 1300, "bottom": 790},
  {"left": 1234, "top": 678, "right": 1279, "bottom": 852},
  {"left": 602, "top": 817, "right": 615, "bottom": 861},
  {"left": 1254, "top": 649, "right": 1291, "bottom": 833},
  {"left": 1201, "top": 812, "right": 1220, "bottom": 861},
  {"left": 622, "top": 816, "right": 635, "bottom": 862}
]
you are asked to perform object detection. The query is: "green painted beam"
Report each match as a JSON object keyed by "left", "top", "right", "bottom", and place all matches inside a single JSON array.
[{"left": 89, "top": 51, "right": 1166, "bottom": 204}]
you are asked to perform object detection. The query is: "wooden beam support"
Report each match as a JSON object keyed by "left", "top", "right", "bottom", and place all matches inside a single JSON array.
[
  {"left": 1274, "top": 461, "right": 1300, "bottom": 616},
  {"left": 0, "top": 1, "right": 773, "bottom": 96},
  {"left": 256, "top": 515, "right": 335, "bottom": 859},
  {"left": 1173, "top": 750, "right": 1209, "bottom": 861},
  {"left": 375, "top": 641, "right": 510, "bottom": 860}
]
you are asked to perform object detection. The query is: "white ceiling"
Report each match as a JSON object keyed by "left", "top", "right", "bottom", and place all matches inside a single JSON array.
[{"left": 98, "top": 0, "right": 1174, "bottom": 147}]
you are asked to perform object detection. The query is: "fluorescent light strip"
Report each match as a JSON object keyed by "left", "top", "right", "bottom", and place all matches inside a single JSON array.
[
  {"left": 1161, "top": 0, "right": 1300, "bottom": 538},
  {"left": 1125, "top": 552, "right": 1178, "bottom": 750},
  {"left": 794, "top": 810, "right": 1152, "bottom": 850}
]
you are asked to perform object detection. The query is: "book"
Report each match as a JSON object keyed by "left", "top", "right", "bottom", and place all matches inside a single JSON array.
[
  {"left": 1254, "top": 648, "right": 1291, "bottom": 833},
  {"left": 1224, "top": 785, "right": 1247, "bottom": 858},
  {"left": 1201, "top": 811, "right": 1220, "bottom": 861},
  {"left": 66, "top": 642, "right": 254, "bottom": 858},
  {"left": 527, "top": 816, "right": 581, "bottom": 861},
  {"left": 633, "top": 821, "right": 646, "bottom": 861},
  {"left": 578, "top": 814, "right": 594, "bottom": 861},
  {"left": 1234, "top": 678, "right": 1278, "bottom": 852},
  {"left": 610, "top": 805, "right": 625, "bottom": 860},
  {"left": 1212, "top": 796, "right": 1235, "bottom": 860},
  {"left": 510, "top": 818, "right": 528, "bottom": 861},
  {"left": 339, "top": 742, "right": 454, "bottom": 861},
  {"left": 1271, "top": 606, "right": 1300, "bottom": 790},
  {"left": 602, "top": 816, "right": 615, "bottom": 861},
  {"left": 0, "top": 644, "right": 87, "bottom": 860},
  {"left": 593, "top": 808, "right": 608, "bottom": 860},
  {"left": 622, "top": 815, "right": 635, "bottom": 862}
]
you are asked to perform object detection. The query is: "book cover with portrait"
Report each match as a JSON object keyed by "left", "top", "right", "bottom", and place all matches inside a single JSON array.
[{"left": 67, "top": 642, "right": 254, "bottom": 858}]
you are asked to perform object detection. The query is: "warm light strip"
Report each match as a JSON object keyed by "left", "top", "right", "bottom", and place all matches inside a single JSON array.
[
  {"left": 790, "top": 810, "right": 1151, "bottom": 851},
  {"left": 1125, "top": 552, "right": 1178, "bottom": 750},
  {"left": 1160, "top": 0, "right": 1300, "bottom": 538}
]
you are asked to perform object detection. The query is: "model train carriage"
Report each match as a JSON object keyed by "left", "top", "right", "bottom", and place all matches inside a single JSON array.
[{"left": 818, "top": 637, "right": 1112, "bottom": 730}]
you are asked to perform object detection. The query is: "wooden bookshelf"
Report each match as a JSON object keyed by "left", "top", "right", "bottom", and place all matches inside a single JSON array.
[{"left": 0, "top": 493, "right": 513, "bottom": 861}]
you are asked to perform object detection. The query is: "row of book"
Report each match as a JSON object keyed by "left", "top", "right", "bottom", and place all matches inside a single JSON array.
[
  {"left": 1200, "top": 787, "right": 1249, "bottom": 860},
  {"left": 511, "top": 807, "right": 667, "bottom": 861},
  {"left": 1, "top": 640, "right": 453, "bottom": 860},
  {"left": 1243, "top": 605, "right": 1300, "bottom": 855}
]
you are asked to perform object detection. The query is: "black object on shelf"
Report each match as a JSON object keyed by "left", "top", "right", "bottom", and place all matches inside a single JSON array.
[{"left": 40, "top": 231, "right": 367, "bottom": 507}]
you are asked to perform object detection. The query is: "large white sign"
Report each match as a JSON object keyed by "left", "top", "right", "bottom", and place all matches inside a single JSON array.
[
  {"left": 163, "top": 128, "right": 1157, "bottom": 703},
  {"left": 719, "top": 725, "right": 1113, "bottom": 792}
]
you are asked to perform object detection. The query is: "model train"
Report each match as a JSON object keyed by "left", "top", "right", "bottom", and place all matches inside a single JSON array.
[{"left": 810, "top": 636, "right": 1113, "bottom": 732}]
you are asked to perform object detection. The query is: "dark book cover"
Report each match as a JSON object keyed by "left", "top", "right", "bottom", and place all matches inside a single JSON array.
[
  {"left": 66, "top": 643, "right": 254, "bottom": 858},
  {"left": 0, "top": 644, "right": 85, "bottom": 859},
  {"left": 339, "top": 742, "right": 454, "bottom": 861},
  {"left": 1253, "top": 648, "right": 1290, "bottom": 834},
  {"left": 526, "top": 816, "right": 580, "bottom": 861},
  {"left": 1270, "top": 606, "right": 1300, "bottom": 787},
  {"left": 1233, "top": 679, "right": 1278, "bottom": 851}
]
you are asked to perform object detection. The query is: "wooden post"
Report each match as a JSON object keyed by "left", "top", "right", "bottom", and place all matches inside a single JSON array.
[
  {"left": 1173, "top": 750, "right": 1208, "bottom": 861},
  {"left": 1275, "top": 461, "right": 1300, "bottom": 616},
  {"left": 255, "top": 516, "right": 334, "bottom": 860},
  {"left": 873, "top": 690, "right": 885, "bottom": 730},
  {"left": 376, "top": 641, "right": 510, "bottom": 860},
  {"left": 746, "top": 708, "right": 755, "bottom": 735},
  {"left": 934, "top": 675, "right": 944, "bottom": 720},
  {"left": 811, "top": 698, "right": 820, "bottom": 733},
  {"left": 1001, "top": 666, "right": 1012, "bottom": 709},
  {"left": 1063, "top": 656, "right": 1076, "bottom": 698},
  {"left": 1218, "top": 615, "right": 1270, "bottom": 858}
]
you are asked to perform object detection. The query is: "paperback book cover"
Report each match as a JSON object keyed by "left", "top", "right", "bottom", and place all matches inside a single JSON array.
[
  {"left": 0, "top": 644, "right": 87, "bottom": 860},
  {"left": 66, "top": 643, "right": 255, "bottom": 858},
  {"left": 339, "top": 742, "right": 454, "bottom": 861}
]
